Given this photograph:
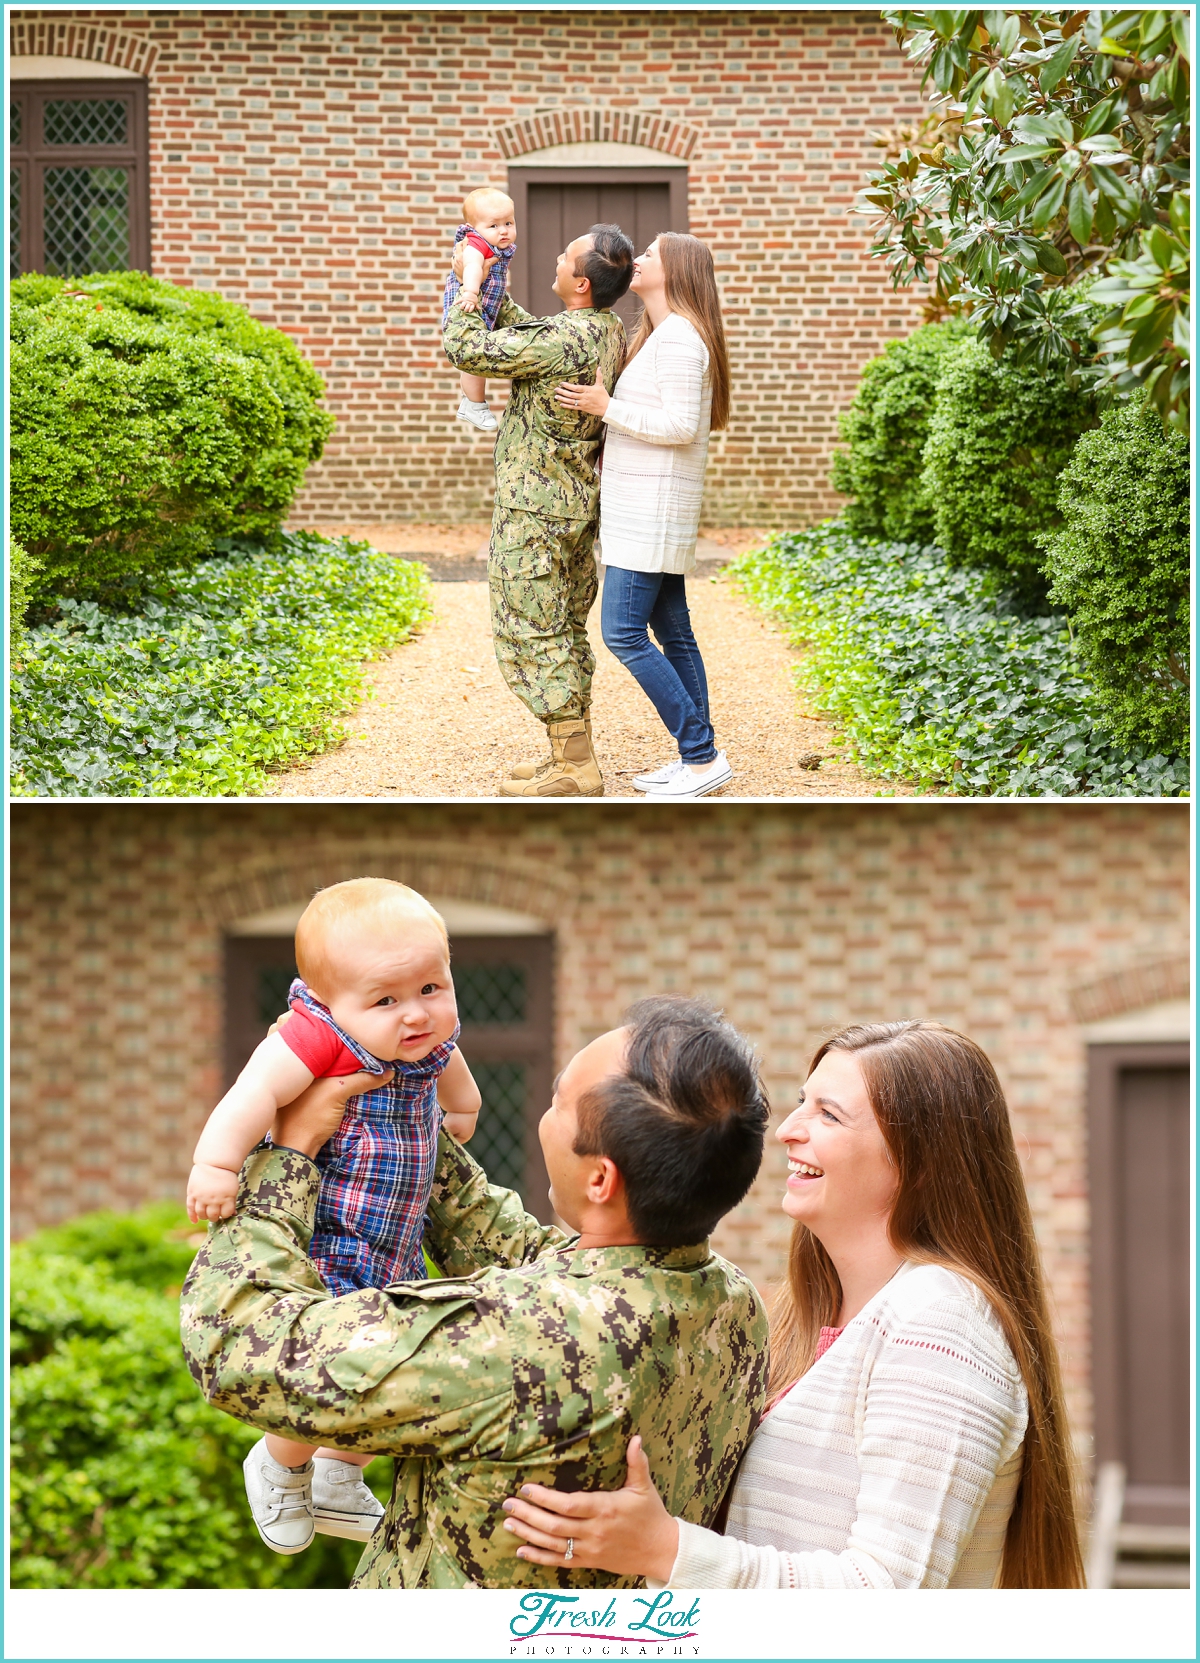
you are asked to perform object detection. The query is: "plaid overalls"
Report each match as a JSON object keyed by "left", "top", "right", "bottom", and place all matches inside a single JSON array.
[{"left": 288, "top": 979, "right": 459, "bottom": 1297}]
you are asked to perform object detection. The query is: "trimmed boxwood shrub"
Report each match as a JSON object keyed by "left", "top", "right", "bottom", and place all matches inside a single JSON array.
[
  {"left": 9, "top": 538, "right": 41, "bottom": 659},
  {"left": 919, "top": 337, "right": 1098, "bottom": 603},
  {"left": 10, "top": 273, "right": 334, "bottom": 609},
  {"left": 10, "top": 1202, "right": 386, "bottom": 1589},
  {"left": 1041, "top": 401, "right": 1190, "bottom": 756},
  {"left": 830, "top": 319, "right": 971, "bottom": 544}
]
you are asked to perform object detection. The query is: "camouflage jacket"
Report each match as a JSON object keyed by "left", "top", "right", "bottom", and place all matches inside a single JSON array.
[
  {"left": 443, "top": 294, "right": 627, "bottom": 522},
  {"left": 181, "top": 1136, "right": 768, "bottom": 1590}
]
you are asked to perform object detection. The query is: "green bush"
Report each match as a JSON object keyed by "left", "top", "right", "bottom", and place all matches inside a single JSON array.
[
  {"left": 920, "top": 337, "right": 1098, "bottom": 603},
  {"left": 10, "top": 533, "right": 431, "bottom": 798},
  {"left": 11, "top": 1203, "right": 386, "bottom": 1589},
  {"left": 1041, "top": 401, "right": 1190, "bottom": 756},
  {"left": 830, "top": 319, "right": 971, "bottom": 543},
  {"left": 9, "top": 537, "right": 42, "bottom": 658},
  {"left": 733, "top": 525, "right": 1187, "bottom": 798},
  {"left": 10, "top": 273, "right": 334, "bottom": 608}
]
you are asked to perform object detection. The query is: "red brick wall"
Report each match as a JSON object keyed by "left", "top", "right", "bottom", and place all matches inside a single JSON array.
[
  {"left": 10, "top": 801, "right": 1191, "bottom": 1438},
  {"left": 14, "top": 8, "right": 929, "bottom": 524}
]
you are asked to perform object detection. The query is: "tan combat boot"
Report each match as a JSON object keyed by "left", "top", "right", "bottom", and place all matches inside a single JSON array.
[
  {"left": 499, "top": 718, "right": 603, "bottom": 797},
  {"left": 508, "top": 715, "right": 593, "bottom": 781}
]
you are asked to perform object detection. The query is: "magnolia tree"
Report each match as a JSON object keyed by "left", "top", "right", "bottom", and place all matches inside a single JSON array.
[{"left": 859, "top": 8, "right": 1190, "bottom": 426}]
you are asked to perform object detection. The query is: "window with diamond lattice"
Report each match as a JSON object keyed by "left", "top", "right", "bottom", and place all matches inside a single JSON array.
[
  {"left": 455, "top": 963, "right": 527, "bottom": 1025},
  {"left": 9, "top": 80, "right": 148, "bottom": 278},
  {"left": 470, "top": 1063, "right": 529, "bottom": 1192}
]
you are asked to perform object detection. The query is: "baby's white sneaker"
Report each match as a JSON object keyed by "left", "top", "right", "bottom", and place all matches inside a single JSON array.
[
  {"left": 457, "top": 396, "right": 498, "bottom": 432},
  {"left": 243, "top": 1439, "right": 314, "bottom": 1554},
  {"left": 312, "top": 1457, "right": 386, "bottom": 1542}
]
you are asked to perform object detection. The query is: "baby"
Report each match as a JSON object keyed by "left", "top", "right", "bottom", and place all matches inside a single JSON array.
[
  {"left": 187, "top": 877, "right": 481, "bottom": 1555},
  {"left": 442, "top": 186, "right": 517, "bottom": 432}
]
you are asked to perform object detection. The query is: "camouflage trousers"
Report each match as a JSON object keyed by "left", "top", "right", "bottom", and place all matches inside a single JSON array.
[{"left": 488, "top": 508, "right": 597, "bottom": 724}]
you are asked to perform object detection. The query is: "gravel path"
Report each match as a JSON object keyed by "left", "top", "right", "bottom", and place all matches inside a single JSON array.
[{"left": 266, "top": 527, "right": 909, "bottom": 800}]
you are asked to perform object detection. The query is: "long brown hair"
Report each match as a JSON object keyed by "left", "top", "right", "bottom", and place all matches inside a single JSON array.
[
  {"left": 769, "top": 1020, "right": 1084, "bottom": 1589},
  {"left": 625, "top": 233, "right": 730, "bottom": 431}
]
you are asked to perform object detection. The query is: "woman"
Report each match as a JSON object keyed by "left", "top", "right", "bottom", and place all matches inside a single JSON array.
[
  {"left": 500, "top": 1021, "right": 1085, "bottom": 1588},
  {"left": 556, "top": 234, "right": 732, "bottom": 801}
]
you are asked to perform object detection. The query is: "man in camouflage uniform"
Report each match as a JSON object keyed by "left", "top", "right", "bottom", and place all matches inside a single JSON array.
[
  {"left": 442, "top": 225, "right": 632, "bottom": 797},
  {"left": 182, "top": 998, "right": 770, "bottom": 1589}
]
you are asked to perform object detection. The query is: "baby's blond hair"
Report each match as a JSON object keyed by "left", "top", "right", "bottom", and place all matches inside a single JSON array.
[
  {"left": 295, "top": 878, "right": 448, "bottom": 998},
  {"left": 463, "top": 187, "right": 514, "bottom": 227}
]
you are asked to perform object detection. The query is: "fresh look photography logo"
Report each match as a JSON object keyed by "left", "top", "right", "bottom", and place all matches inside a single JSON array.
[{"left": 506, "top": 1591, "right": 702, "bottom": 1656}]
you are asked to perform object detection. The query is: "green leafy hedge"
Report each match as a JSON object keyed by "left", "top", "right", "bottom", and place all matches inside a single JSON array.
[
  {"left": 10, "top": 533, "right": 431, "bottom": 798},
  {"left": 1041, "top": 401, "right": 1190, "bottom": 757},
  {"left": 11, "top": 1203, "right": 385, "bottom": 1589},
  {"left": 919, "top": 337, "right": 1098, "bottom": 603},
  {"left": 733, "top": 526, "right": 1187, "bottom": 798},
  {"left": 11, "top": 272, "right": 334, "bottom": 609},
  {"left": 830, "top": 320, "right": 971, "bottom": 545}
]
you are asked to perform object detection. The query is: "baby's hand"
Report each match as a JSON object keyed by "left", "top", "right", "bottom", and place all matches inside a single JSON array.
[
  {"left": 187, "top": 1162, "right": 240, "bottom": 1224},
  {"left": 458, "top": 287, "right": 482, "bottom": 312}
]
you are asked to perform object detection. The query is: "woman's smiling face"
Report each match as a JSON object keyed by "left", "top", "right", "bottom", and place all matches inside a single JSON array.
[
  {"left": 776, "top": 1049, "right": 898, "bottom": 1240},
  {"left": 629, "top": 238, "right": 665, "bottom": 298}
]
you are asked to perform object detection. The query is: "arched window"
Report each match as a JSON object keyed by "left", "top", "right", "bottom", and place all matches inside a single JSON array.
[{"left": 10, "top": 73, "right": 149, "bottom": 278}]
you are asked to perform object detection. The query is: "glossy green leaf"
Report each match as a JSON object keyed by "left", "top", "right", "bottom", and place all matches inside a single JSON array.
[{"left": 1067, "top": 180, "right": 1095, "bottom": 246}]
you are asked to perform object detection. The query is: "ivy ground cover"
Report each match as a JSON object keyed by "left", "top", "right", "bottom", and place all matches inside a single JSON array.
[
  {"left": 11, "top": 534, "right": 432, "bottom": 798},
  {"left": 733, "top": 526, "right": 1188, "bottom": 798}
]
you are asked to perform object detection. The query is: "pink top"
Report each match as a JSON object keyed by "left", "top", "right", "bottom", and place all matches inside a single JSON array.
[{"left": 762, "top": 1326, "right": 844, "bottom": 1418}]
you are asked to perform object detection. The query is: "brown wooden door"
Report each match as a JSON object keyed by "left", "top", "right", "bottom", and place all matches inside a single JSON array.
[
  {"left": 1088, "top": 1045, "right": 1191, "bottom": 1525},
  {"left": 508, "top": 166, "right": 687, "bottom": 335},
  {"left": 223, "top": 931, "right": 555, "bottom": 1222}
]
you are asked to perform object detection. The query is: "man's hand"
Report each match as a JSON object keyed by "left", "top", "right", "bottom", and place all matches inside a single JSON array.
[
  {"left": 272, "top": 1068, "right": 394, "bottom": 1160},
  {"left": 187, "top": 1162, "right": 240, "bottom": 1224}
]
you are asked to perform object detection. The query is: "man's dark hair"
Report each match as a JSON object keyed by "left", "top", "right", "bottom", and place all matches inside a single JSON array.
[
  {"left": 574, "top": 224, "right": 635, "bottom": 311},
  {"left": 574, "top": 996, "right": 769, "bottom": 1248}
]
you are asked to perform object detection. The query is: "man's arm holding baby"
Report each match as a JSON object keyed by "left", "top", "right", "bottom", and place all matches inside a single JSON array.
[
  {"left": 187, "top": 1033, "right": 316, "bottom": 1223},
  {"left": 181, "top": 1078, "right": 512, "bottom": 1459},
  {"left": 439, "top": 1046, "right": 482, "bottom": 1142}
]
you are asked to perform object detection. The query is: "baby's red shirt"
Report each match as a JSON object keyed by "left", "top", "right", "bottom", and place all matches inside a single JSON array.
[
  {"left": 279, "top": 1002, "right": 365, "bottom": 1078},
  {"left": 464, "top": 229, "right": 499, "bottom": 257}
]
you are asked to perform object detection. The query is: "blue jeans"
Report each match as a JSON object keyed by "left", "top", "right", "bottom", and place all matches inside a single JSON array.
[{"left": 600, "top": 567, "right": 717, "bottom": 764}]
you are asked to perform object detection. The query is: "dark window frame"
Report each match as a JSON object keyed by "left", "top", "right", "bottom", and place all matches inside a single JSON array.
[
  {"left": 10, "top": 78, "right": 150, "bottom": 276},
  {"left": 505, "top": 164, "right": 688, "bottom": 312},
  {"left": 1086, "top": 1040, "right": 1191, "bottom": 1508}
]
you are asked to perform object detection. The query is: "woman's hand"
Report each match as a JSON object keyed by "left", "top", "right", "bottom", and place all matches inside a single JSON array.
[
  {"left": 501, "top": 1436, "right": 680, "bottom": 1582},
  {"left": 555, "top": 368, "right": 610, "bottom": 418},
  {"left": 272, "top": 1068, "right": 393, "bottom": 1160}
]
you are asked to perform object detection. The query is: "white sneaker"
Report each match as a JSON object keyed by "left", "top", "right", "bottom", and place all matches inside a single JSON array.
[
  {"left": 632, "top": 758, "right": 686, "bottom": 791},
  {"left": 243, "top": 1439, "right": 314, "bottom": 1554},
  {"left": 456, "top": 397, "right": 498, "bottom": 432},
  {"left": 312, "top": 1457, "right": 386, "bottom": 1542},
  {"left": 641, "top": 752, "right": 733, "bottom": 799}
]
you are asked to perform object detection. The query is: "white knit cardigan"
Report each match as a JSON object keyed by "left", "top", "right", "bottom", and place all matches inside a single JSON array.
[
  {"left": 664, "top": 1263, "right": 1029, "bottom": 1589},
  {"left": 597, "top": 313, "right": 712, "bottom": 575}
]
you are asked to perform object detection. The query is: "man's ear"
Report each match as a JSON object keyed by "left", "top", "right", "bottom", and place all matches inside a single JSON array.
[{"left": 585, "top": 1155, "right": 623, "bottom": 1207}]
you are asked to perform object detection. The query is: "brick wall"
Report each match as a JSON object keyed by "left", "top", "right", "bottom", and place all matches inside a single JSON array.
[
  {"left": 14, "top": 7, "right": 929, "bottom": 523},
  {"left": 10, "top": 801, "right": 1190, "bottom": 1436}
]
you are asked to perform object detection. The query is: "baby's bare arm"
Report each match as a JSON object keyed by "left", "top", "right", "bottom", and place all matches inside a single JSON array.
[
  {"left": 457, "top": 244, "right": 488, "bottom": 312},
  {"left": 439, "top": 1046, "right": 482, "bottom": 1142},
  {"left": 188, "top": 1033, "right": 315, "bottom": 1221}
]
